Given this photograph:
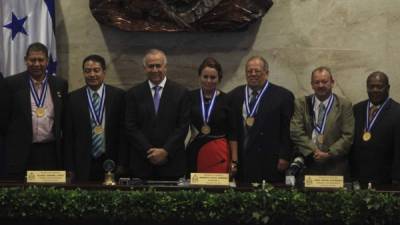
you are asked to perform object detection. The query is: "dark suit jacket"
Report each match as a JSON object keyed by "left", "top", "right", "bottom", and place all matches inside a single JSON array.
[
  {"left": 64, "top": 85, "right": 126, "bottom": 181},
  {"left": 0, "top": 72, "right": 8, "bottom": 136},
  {"left": 125, "top": 79, "right": 190, "bottom": 179},
  {"left": 4, "top": 71, "right": 68, "bottom": 177},
  {"left": 228, "top": 83, "right": 294, "bottom": 183},
  {"left": 351, "top": 98, "right": 400, "bottom": 184},
  {"left": 0, "top": 73, "right": 6, "bottom": 177},
  {"left": 0, "top": 73, "right": 7, "bottom": 136}
]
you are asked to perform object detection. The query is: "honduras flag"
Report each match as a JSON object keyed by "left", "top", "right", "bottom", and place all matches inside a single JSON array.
[{"left": 0, "top": 0, "right": 56, "bottom": 77}]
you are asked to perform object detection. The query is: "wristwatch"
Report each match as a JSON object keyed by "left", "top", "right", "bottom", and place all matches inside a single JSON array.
[{"left": 231, "top": 160, "right": 238, "bottom": 168}]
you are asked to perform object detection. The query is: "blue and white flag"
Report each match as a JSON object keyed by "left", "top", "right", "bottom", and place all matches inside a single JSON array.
[{"left": 0, "top": 0, "right": 56, "bottom": 77}]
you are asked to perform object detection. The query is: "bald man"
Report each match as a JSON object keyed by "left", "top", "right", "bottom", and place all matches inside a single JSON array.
[{"left": 350, "top": 71, "right": 400, "bottom": 185}]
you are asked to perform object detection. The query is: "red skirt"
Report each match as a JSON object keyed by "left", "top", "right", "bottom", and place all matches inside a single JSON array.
[{"left": 197, "top": 138, "right": 229, "bottom": 173}]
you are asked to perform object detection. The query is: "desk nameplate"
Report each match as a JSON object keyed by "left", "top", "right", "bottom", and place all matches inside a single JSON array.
[
  {"left": 304, "top": 175, "right": 343, "bottom": 188},
  {"left": 26, "top": 171, "right": 66, "bottom": 183},
  {"left": 190, "top": 173, "right": 229, "bottom": 186}
]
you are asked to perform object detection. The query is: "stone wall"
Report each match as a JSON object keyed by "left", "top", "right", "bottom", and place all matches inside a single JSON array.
[{"left": 56, "top": 0, "right": 400, "bottom": 103}]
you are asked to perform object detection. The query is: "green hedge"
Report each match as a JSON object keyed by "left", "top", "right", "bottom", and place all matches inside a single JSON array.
[{"left": 0, "top": 186, "right": 399, "bottom": 225}]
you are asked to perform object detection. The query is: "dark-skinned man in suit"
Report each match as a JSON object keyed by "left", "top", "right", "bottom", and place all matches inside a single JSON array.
[{"left": 351, "top": 71, "right": 400, "bottom": 186}]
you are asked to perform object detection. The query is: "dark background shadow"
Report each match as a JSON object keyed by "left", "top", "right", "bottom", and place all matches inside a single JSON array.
[{"left": 98, "top": 19, "right": 263, "bottom": 91}]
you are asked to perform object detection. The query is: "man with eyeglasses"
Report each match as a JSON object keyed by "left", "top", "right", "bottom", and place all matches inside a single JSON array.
[
  {"left": 228, "top": 56, "right": 294, "bottom": 184},
  {"left": 350, "top": 71, "right": 400, "bottom": 186},
  {"left": 125, "top": 49, "right": 190, "bottom": 180},
  {"left": 290, "top": 66, "right": 354, "bottom": 179}
]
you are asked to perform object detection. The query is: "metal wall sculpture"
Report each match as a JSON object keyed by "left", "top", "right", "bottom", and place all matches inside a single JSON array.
[{"left": 89, "top": 0, "right": 273, "bottom": 32}]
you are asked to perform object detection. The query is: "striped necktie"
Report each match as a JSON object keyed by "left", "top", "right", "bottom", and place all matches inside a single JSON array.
[
  {"left": 368, "top": 105, "right": 379, "bottom": 124},
  {"left": 91, "top": 92, "right": 105, "bottom": 158},
  {"left": 317, "top": 103, "right": 326, "bottom": 127},
  {"left": 249, "top": 90, "right": 258, "bottom": 111}
]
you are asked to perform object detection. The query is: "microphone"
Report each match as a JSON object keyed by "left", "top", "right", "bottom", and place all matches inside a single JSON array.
[
  {"left": 287, "top": 156, "right": 305, "bottom": 177},
  {"left": 285, "top": 156, "right": 305, "bottom": 186}
]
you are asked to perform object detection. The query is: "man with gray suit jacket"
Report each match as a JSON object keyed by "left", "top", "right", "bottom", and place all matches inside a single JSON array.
[{"left": 290, "top": 66, "right": 354, "bottom": 178}]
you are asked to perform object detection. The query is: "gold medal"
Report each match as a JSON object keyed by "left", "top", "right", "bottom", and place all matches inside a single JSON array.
[
  {"left": 94, "top": 126, "right": 104, "bottom": 134},
  {"left": 362, "top": 132, "right": 371, "bottom": 142},
  {"left": 246, "top": 117, "right": 255, "bottom": 127},
  {"left": 201, "top": 124, "right": 211, "bottom": 135},
  {"left": 35, "top": 107, "right": 45, "bottom": 118},
  {"left": 317, "top": 134, "right": 324, "bottom": 144}
]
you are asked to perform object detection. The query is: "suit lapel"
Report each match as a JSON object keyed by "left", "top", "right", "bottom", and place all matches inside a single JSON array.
[
  {"left": 247, "top": 84, "right": 273, "bottom": 135},
  {"left": 47, "top": 76, "right": 60, "bottom": 120},
  {"left": 157, "top": 79, "right": 170, "bottom": 116},
  {"left": 238, "top": 86, "right": 245, "bottom": 126},
  {"left": 304, "top": 95, "right": 314, "bottom": 135},
  {"left": 371, "top": 98, "right": 391, "bottom": 131},
  {"left": 104, "top": 85, "right": 112, "bottom": 137},
  {"left": 142, "top": 81, "right": 156, "bottom": 117},
  {"left": 22, "top": 73, "right": 32, "bottom": 130},
  {"left": 243, "top": 85, "right": 273, "bottom": 149},
  {"left": 79, "top": 87, "right": 91, "bottom": 128},
  {"left": 79, "top": 87, "right": 92, "bottom": 153},
  {"left": 323, "top": 94, "right": 340, "bottom": 136},
  {"left": 208, "top": 90, "right": 221, "bottom": 124}
]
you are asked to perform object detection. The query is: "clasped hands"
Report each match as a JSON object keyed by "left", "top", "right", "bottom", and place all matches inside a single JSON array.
[
  {"left": 147, "top": 148, "right": 168, "bottom": 165},
  {"left": 313, "top": 149, "right": 330, "bottom": 161}
]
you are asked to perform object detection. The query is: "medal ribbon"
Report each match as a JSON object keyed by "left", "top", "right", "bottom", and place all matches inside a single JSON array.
[
  {"left": 364, "top": 98, "right": 389, "bottom": 132},
  {"left": 29, "top": 76, "right": 48, "bottom": 108},
  {"left": 200, "top": 89, "right": 217, "bottom": 125},
  {"left": 86, "top": 86, "right": 106, "bottom": 126},
  {"left": 244, "top": 81, "right": 269, "bottom": 118},
  {"left": 312, "top": 94, "right": 334, "bottom": 135}
]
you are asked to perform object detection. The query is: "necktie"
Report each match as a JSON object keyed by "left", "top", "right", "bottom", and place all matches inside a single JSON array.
[
  {"left": 317, "top": 103, "right": 326, "bottom": 127},
  {"left": 91, "top": 92, "right": 104, "bottom": 158},
  {"left": 153, "top": 86, "right": 160, "bottom": 113},
  {"left": 368, "top": 105, "right": 379, "bottom": 124},
  {"left": 249, "top": 90, "right": 258, "bottom": 110},
  {"left": 92, "top": 92, "right": 100, "bottom": 115}
]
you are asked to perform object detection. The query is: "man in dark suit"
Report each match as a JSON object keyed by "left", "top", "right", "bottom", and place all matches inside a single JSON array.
[
  {"left": 0, "top": 72, "right": 7, "bottom": 177},
  {"left": 228, "top": 56, "right": 294, "bottom": 183},
  {"left": 4, "top": 42, "right": 68, "bottom": 180},
  {"left": 290, "top": 67, "right": 354, "bottom": 179},
  {"left": 125, "top": 49, "right": 190, "bottom": 180},
  {"left": 64, "top": 55, "right": 126, "bottom": 182},
  {"left": 351, "top": 71, "right": 400, "bottom": 185}
]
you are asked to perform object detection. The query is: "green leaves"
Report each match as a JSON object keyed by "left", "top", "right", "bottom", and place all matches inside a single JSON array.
[{"left": 0, "top": 186, "right": 399, "bottom": 225}]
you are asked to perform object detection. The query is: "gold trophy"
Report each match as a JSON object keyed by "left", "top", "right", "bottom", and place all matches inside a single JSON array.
[{"left": 103, "top": 159, "right": 116, "bottom": 186}]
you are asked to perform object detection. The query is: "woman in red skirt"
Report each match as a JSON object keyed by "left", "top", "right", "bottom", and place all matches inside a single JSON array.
[{"left": 186, "top": 57, "right": 238, "bottom": 175}]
